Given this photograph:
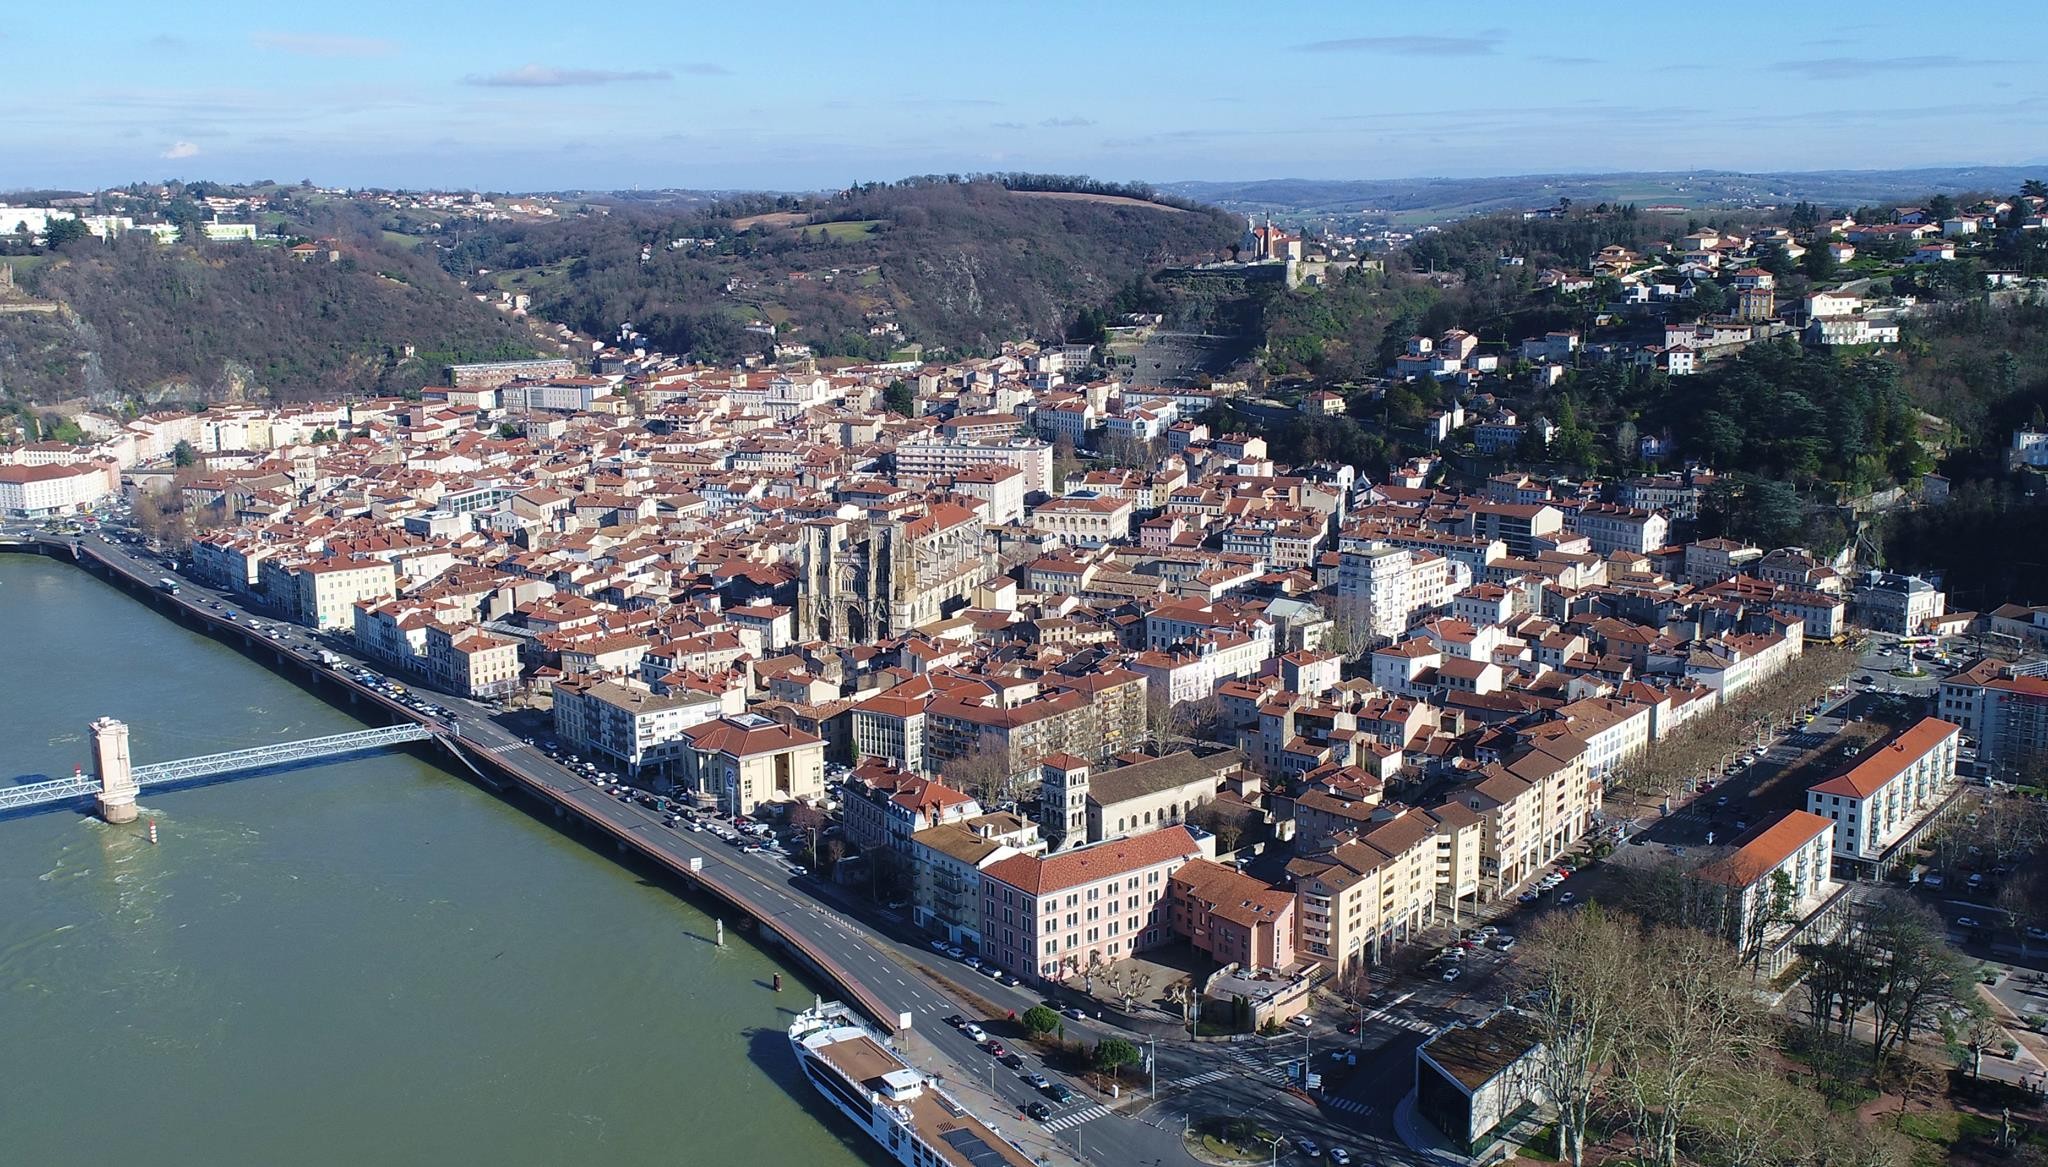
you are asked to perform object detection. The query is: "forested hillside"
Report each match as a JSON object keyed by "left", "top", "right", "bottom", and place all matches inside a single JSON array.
[
  {"left": 1, "top": 228, "right": 537, "bottom": 406},
  {"left": 436, "top": 177, "right": 1240, "bottom": 363}
]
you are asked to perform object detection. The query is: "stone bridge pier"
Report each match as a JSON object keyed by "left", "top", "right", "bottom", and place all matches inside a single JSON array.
[{"left": 92, "top": 717, "right": 138, "bottom": 824}]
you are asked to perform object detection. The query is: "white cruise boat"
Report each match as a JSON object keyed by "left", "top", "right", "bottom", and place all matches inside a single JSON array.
[{"left": 789, "top": 1001, "right": 1038, "bottom": 1167}]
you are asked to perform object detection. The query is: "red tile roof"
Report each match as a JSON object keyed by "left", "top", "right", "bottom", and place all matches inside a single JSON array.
[
  {"left": 1693, "top": 809, "right": 1833, "bottom": 887},
  {"left": 1808, "top": 717, "right": 1958, "bottom": 799},
  {"left": 982, "top": 827, "right": 1199, "bottom": 895}
]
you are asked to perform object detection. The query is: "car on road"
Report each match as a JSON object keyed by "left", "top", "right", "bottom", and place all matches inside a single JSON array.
[
  {"left": 1442, "top": 966, "right": 1464, "bottom": 983},
  {"left": 2027, "top": 927, "right": 2048, "bottom": 942},
  {"left": 1955, "top": 916, "right": 1982, "bottom": 929},
  {"left": 943, "top": 944, "right": 966, "bottom": 960},
  {"left": 1025, "top": 1073, "right": 1051, "bottom": 1090},
  {"left": 981, "top": 1040, "right": 1006, "bottom": 1058},
  {"left": 998, "top": 1052, "right": 1024, "bottom": 1069},
  {"left": 962, "top": 1023, "right": 987, "bottom": 1043},
  {"left": 1559, "top": 891, "right": 1576, "bottom": 904},
  {"left": 1061, "top": 1006, "right": 1087, "bottom": 1021},
  {"left": 1025, "top": 1102, "right": 1053, "bottom": 1122},
  {"left": 1518, "top": 891, "right": 1540, "bottom": 903},
  {"left": 1042, "top": 1083, "right": 1075, "bottom": 1103},
  {"left": 1295, "top": 1137, "right": 1321, "bottom": 1159},
  {"left": 963, "top": 955, "right": 984, "bottom": 970},
  {"left": 931, "top": 940, "right": 952, "bottom": 955},
  {"left": 943, "top": 1014, "right": 966, "bottom": 1029},
  {"left": 1329, "top": 1149, "right": 1353, "bottom": 1166}
]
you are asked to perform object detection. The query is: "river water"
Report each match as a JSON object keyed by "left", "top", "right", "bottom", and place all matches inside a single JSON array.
[{"left": 0, "top": 554, "right": 875, "bottom": 1167}]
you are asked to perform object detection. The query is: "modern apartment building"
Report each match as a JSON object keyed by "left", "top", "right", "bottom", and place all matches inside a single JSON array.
[
  {"left": 552, "top": 677, "right": 724, "bottom": 778},
  {"left": 1806, "top": 717, "right": 1960, "bottom": 867},
  {"left": 1687, "top": 809, "right": 1843, "bottom": 975},
  {"left": 1337, "top": 545, "right": 1470, "bottom": 642}
]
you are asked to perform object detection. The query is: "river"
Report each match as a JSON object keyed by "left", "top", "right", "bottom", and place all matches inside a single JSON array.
[{"left": 0, "top": 553, "right": 877, "bottom": 1167}]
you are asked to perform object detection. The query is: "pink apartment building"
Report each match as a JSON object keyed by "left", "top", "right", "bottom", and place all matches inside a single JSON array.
[{"left": 979, "top": 826, "right": 1205, "bottom": 981}]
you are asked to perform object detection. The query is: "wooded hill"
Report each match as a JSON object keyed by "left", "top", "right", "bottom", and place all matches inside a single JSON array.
[
  {"left": 435, "top": 177, "right": 1241, "bottom": 364},
  {"left": 0, "top": 225, "right": 538, "bottom": 406}
]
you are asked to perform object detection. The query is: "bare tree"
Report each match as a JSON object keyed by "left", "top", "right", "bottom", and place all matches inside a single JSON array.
[
  {"left": 1695, "top": 1058, "right": 1816, "bottom": 1167},
  {"left": 1862, "top": 896, "right": 1972, "bottom": 1067},
  {"left": 1948, "top": 998, "right": 2009, "bottom": 1080},
  {"left": 1164, "top": 977, "right": 1199, "bottom": 1035},
  {"left": 1740, "top": 869, "right": 1797, "bottom": 974},
  {"left": 1100, "top": 965, "right": 1156, "bottom": 1012},
  {"left": 1612, "top": 927, "right": 1769, "bottom": 1167},
  {"left": 1521, "top": 905, "right": 1640, "bottom": 1167},
  {"left": 942, "top": 737, "right": 1022, "bottom": 806}
]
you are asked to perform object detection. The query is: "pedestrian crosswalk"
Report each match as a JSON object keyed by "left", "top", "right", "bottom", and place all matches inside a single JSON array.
[
  {"left": 1325, "top": 1096, "right": 1373, "bottom": 1116},
  {"left": 1041, "top": 1104, "right": 1111, "bottom": 1132},
  {"left": 1168, "top": 1069, "right": 1233, "bottom": 1088}
]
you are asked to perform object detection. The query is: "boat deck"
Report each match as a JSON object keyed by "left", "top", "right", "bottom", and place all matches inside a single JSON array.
[{"left": 815, "top": 1033, "right": 1038, "bottom": 1167}]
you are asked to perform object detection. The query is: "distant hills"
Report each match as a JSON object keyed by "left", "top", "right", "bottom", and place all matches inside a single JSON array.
[
  {"left": 1163, "top": 166, "right": 2048, "bottom": 221},
  {"left": 439, "top": 179, "right": 1239, "bottom": 364}
]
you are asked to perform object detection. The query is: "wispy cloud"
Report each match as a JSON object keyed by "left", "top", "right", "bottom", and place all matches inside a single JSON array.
[
  {"left": 897, "top": 96, "right": 1001, "bottom": 109},
  {"left": 463, "top": 65, "right": 674, "bottom": 88},
  {"left": 251, "top": 31, "right": 399, "bottom": 58},
  {"left": 1040, "top": 116, "right": 1095, "bottom": 128},
  {"left": 991, "top": 121, "right": 1028, "bottom": 130},
  {"left": 1292, "top": 32, "right": 1501, "bottom": 57},
  {"left": 678, "top": 62, "right": 731, "bottom": 76},
  {"left": 144, "top": 34, "right": 189, "bottom": 52},
  {"left": 162, "top": 140, "right": 200, "bottom": 159},
  {"left": 1772, "top": 54, "right": 2012, "bottom": 80},
  {"left": 1532, "top": 54, "right": 1601, "bottom": 66}
]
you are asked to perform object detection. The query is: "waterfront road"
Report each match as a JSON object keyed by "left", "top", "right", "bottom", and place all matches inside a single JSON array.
[{"left": 52, "top": 533, "right": 1217, "bottom": 1167}]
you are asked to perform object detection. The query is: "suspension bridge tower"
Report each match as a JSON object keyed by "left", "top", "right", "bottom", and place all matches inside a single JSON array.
[{"left": 92, "top": 717, "right": 138, "bottom": 824}]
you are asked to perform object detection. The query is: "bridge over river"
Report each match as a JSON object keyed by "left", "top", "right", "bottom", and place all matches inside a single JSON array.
[{"left": 0, "top": 720, "right": 435, "bottom": 818}]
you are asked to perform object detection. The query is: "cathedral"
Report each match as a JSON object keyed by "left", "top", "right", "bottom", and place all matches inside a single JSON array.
[{"left": 796, "top": 501, "right": 988, "bottom": 643}]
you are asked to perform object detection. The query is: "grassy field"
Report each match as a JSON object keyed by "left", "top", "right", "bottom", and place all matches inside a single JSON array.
[
  {"left": 808, "top": 219, "right": 883, "bottom": 241},
  {"left": 730, "top": 211, "right": 807, "bottom": 231},
  {"left": 380, "top": 229, "right": 425, "bottom": 252},
  {"left": 1, "top": 254, "right": 52, "bottom": 281},
  {"left": 1010, "top": 190, "right": 1189, "bottom": 214}
]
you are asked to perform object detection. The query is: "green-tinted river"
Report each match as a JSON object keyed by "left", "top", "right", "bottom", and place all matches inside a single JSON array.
[{"left": 0, "top": 553, "right": 875, "bottom": 1166}]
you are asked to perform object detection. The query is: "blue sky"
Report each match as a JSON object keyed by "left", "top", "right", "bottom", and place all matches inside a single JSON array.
[{"left": 5, "top": 0, "right": 2042, "bottom": 192}]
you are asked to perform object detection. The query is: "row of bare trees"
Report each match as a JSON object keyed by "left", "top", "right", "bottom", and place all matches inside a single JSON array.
[{"left": 1606, "top": 644, "right": 1859, "bottom": 804}]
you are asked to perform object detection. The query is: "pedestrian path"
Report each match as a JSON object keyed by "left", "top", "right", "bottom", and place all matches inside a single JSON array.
[
  {"left": 1325, "top": 1096, "right": 1373, "bottom": 1116},
  {"left": 1041, "top": 1104, "right": 1112, "bottom": 1132}
]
